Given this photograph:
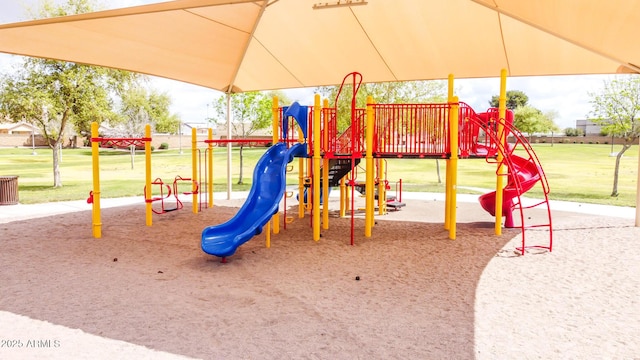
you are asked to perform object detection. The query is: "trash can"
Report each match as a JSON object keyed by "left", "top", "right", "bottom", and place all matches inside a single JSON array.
[{"left": 0, "top": 176, "right": 19, "bottom": 205}]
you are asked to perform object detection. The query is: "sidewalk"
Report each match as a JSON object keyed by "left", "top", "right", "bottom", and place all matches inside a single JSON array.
[
  {"left": 0, "top": 192, "right": 249, "bottom": 224},
  {"left": 0, "top": 191, "right": 636, "bottom": 224}
]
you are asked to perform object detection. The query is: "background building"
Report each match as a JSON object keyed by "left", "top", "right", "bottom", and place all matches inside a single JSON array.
[{"left": 576, "top": 119, "right": 603, "bottom": 135}]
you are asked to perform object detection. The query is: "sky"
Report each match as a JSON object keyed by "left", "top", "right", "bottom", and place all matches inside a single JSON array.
[{"left": 0, "top": 0, "right": 622, "bottom": 130}]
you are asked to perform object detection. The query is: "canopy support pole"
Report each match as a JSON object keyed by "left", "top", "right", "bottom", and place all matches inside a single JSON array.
[{"left": 495, "top": 69, "right": 507, "bottom": 235}]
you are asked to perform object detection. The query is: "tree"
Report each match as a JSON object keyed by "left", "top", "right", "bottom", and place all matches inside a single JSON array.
[
  {"left": 489, "top": 90, "right": 529, "bottom": 110},
  {"left": 105, "top": 86, "right": 170, "bottom": 170},
  {"left": 0, "top": 1, "right": 133, "bottom": 187},
  {"left": 113, "top": 86, "right": 181, "bottom": 135},
  {"left": 211, "top": 91, "right": 286, "bottom": 184},
  {"left": 31, "top": 0, "right": 94, "bottom": 17},
  {"left": 563, "top": 127, "right": 585, "bottom": 137},
  {"left": 513, "top": 105, "right": 559, "bottom": 140},
  {"left": 0, "top": 0, "right": 179, "bottom": 187},
  {"left": 588, "top": 75, "right": 640, "bottom": 197},
  {"left": 0, "top": 58, "right": 132, "bottom": 187},
  {"left": 489, "top": 90, "right": 559, "bottom": 140},
  {"left": 147, "top": 91, "right": 181, "bottom": 134}
]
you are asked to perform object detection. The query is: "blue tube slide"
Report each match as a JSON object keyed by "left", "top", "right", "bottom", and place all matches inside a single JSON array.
[{"left": 201, "top": 142, "right": 306, "bottom": 258}]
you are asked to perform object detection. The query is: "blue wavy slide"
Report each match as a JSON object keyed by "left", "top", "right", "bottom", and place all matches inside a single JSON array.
[{"left": 201, "top": 142, "right": 306, "bottom": 258}]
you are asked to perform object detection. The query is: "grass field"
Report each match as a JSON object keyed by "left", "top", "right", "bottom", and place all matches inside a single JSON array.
[{"left": 0, "top": 143, "right": 637, "bottom": 207}]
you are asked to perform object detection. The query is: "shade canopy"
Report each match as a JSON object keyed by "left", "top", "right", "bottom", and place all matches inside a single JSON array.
[{"left": 0, "top": 0, "right": 638, "bottom": 93}]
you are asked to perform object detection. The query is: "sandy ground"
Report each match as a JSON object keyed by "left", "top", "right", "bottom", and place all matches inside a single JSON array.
[{"left": 0, "top": 194, "right": 638, "bottom": 359}]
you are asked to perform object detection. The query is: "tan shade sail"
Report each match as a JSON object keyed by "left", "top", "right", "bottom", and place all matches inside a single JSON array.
[{"left": 0, "top": 0, "right": 638, "bottom": 93}]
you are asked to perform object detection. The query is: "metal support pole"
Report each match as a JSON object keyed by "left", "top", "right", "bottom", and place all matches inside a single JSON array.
[
  {"left": 495, "top": 69, "right": 507, "bottom": 235},
  {"left": 145, "top": 124, "right": 152, "bottom": 227},
  {"left": 365, "top": 96, "right": 375, "bottom": 237},
  {"left": 312, "top": 95, "right": 321, "bottom": 241},
  {"left": 448, "top": 98, "right": 459, "bottom": 240},
  {"left": 91, "top": 122, "right": 102, "bottom": 238}
]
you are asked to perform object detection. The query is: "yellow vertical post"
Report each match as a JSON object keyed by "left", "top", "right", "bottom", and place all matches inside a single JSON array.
[
  {"left": 322, "top": 98, "right": 330, "bottom": 230},
  {"left": 636, "top": 136, "right": 640, "bottom": 226},
  {"left": 495, "top": 69, "right": 508, "bottom": 235},
  {"left": 448, "top": 97, "right": 459, "bottom": 240},
  {"left": 145, "top": 124, "right": 152, "bottom": 226},
  {"left": 365, "top": 96, "right": 375, "bottom": 237},
  {"left": 313, "top": 95, "right": 321, "bottom": 241},
  {"left": 444, "top": 74, "right": 454, "bottom": 230},
  {"left": 273, "top": 211, "right": 280, "bottom": 234},
  {"left": 345, "top": 179, "right": 350, "bottom": 213},
  {"left": 339, "top": 177, "right": 346, "bottom": 217},
  {"left": 378, "top": 159, "right": 386, "bottom": 215},
  {"left": 208, "top": 128, "right": 213, "bottom": 207},
  {"left": 265, "top": 220, "right": 271, "bottom": 248},
  {"left": 298, "top": 157, "right": 305, "bottom": 218},
  {"left": 192, "top": 127, "right": 198, "bottom": 214},
  {"left": 272, "top": 96, "right": 280, "bottom": 233},
  {"left": 272, "top": 96, "right": 280, "bottom": 145},
  {"left": 91, "top": 122, "right": 102, "bottom": 238},
  {"left": 225, "top": 95, "right": 232, "bottom": 200}
]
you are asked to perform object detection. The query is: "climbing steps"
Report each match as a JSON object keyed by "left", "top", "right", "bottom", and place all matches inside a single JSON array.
[{"left": 324, "top": 158, "right": 359, "bottom": 187}]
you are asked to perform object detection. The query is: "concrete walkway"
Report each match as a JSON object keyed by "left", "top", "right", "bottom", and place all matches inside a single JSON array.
[{"left": 2, "top": 191, "right": 635, "bottom": 224}]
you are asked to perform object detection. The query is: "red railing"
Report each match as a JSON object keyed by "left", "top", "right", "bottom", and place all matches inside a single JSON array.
[
  {"left": 458, "top": 102, "right": 480, "bottom": 157},
  {"left": 321, "top": 107, "right": 337, "bottom": 155},
  {"left": 371, "top": 103, "right": 451, "bottom": 157},
  {"left": 328, "top": 108, "right": 365, "bottom": 156},
  {"left": 277, "top": 101, "right": 513, "bottom": 160},
  {"left": 458, "top": 104, "right": 515, "bottom": 158}
]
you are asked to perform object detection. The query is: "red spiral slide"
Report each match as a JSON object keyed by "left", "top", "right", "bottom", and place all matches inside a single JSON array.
[{"left": 478, "top": 154, "right": 540, "bottom": 228}]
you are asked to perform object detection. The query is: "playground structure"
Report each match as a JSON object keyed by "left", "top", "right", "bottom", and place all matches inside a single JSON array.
[
  {"left": 87, "top": 70, "right": 552, "bottom": 257},
  {"left": 88, "top": 124, "right": 217, "bottom": 238},
  {"left": 88, "top": 123, "right": 151, "bottom": 238},
  {"left": 146, "top": 175, "right": 199, "bottom": 214},
  {"left": 200, "top": 70, "right": 553, "bottom": 259},
  {"left": 88, "top": 117, "right": 285, "bottom": 242}
]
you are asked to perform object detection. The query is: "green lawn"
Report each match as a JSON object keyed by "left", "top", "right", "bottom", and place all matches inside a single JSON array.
[
  {"left": 389, "top": 143, "right": 638, "bottom": 207},
  {"left": 0, "top": 143, "right": 637, "bottom": 207}
]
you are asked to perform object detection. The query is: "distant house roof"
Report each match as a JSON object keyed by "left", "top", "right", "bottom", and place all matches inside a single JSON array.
[
  {"left": 0, "top": 122, "right": 39, "bottom": 134},
  {"left": 180, "top": 122, "right": 210, "bottom": 135}
]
